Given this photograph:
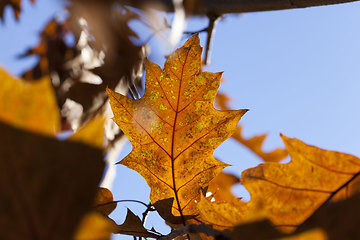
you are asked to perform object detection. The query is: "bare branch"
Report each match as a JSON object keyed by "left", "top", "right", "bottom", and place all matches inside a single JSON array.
[
  {"left": 158, "top": 224, "right": 231, "bottom": 240},
  {"left": 119, "top": 0, "right": 360, "bottom": 15}
]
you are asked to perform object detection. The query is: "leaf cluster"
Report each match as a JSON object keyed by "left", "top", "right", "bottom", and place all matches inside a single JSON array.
[{"left": 0, "top": 1, "right": 360, "bottom": 240}]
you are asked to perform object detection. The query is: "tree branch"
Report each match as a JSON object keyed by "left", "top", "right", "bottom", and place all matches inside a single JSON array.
[
  {"left": 158, "top": 224, "right": 231, "bottom": 240},
  {"left": 119, "top": 0, "right": 360, "bottom": 15}
]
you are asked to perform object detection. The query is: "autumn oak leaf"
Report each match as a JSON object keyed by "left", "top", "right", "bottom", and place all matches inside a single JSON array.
[
  {"left": 107, "top": 35, "right": 247, "bottom": 224},
  {"left": 198, "top": 135, "right": 360, "bottom": 233}
]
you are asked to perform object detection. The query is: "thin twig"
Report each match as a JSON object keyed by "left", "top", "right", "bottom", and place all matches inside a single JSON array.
[
  {"left": 203, "top": 13, "right": 222, "bottom": 65},
  {"left": 95, "top": 199, "right": 150, "bottom": 208}
]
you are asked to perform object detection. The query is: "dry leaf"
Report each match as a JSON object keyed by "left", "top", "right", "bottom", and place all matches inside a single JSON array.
[
  {"left": 198, "top": 135, "right": 360, "bottom": 233},
  {"left": 107, "top": 35, "right": 246, "bottom": 224},
  {"left": 115, "top": 209, "right": 160, "bottom": 238}
]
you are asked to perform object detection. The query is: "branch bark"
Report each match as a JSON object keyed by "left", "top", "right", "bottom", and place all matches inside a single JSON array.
[{"left": 120, "top": 0, "right": 360, "bottom": 15}]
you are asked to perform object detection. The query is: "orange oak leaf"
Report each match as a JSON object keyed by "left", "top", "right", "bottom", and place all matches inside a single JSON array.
[
  {"left": 207, "top": 172, "right": 240, "bottom": 202},
  {"left": 198, "top": 135, "right": 360, "bottom": 233},
  {"left": 107, "top": 35, "right": 247, "bottom": 225},
  {"left": 215, "top": 93, "right": 288, "bottom": 163}
]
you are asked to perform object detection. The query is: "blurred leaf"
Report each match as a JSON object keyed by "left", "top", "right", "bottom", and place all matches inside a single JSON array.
[
  {"left": 0, "top": 67, "right": 60, "bottom": 135},
  {"left": 0, "top": 0, "right": 35, "bottom": 21},
  {"left": 93, "top": 187, "right": 117, "bottom": 216},
  {"left": 0, "top": 121, "right": 104, "bottom": 240},
  {"left": 70, "top": 114, "right": 106, "bottom": 148},
  {"left": 74, "top": 212, "right": 116, "bottom": 240},
  {"left": 107, "top": 35, "right": 246, "bottom": 225},
  {"left": 20, "top": 18, "right": 76, "bottom": 82},
  {"left": 207, "top": 172, "right": 239, "bottom": 202}
]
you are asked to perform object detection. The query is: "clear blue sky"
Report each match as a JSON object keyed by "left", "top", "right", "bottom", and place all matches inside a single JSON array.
[{"left": 1, "top": 0, "right": 360, "bottom": 238}]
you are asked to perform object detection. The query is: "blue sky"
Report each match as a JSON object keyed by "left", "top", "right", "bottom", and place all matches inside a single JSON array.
[{"left": 1, "top": 0, "right": 360, "bottom": 238}]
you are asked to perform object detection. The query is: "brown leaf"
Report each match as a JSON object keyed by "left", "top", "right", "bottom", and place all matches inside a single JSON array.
[
  {"left": 115, "top": 209, "right": 160, "bottom": 238},
  {"left": 0, "top": 121, "right": 104, "bottom": 240},
  {"left": 93, "top": 187, "right": 117, "bottom": 216},
  {"left": 230, "top": 194, "right": 360, "bottom": 240},
  {"left": 153, "top": 198, "right": 197, "bottom": 225},
  {"left": 0, "top": 0, "right": 35, "bottom": 21},
  {"left": 294, "top": 193, "right": 360, "bottom": 240},
  {"left": 20, "top": 18, "right": 76, "bottom": 81},
  {"left": 107, "top": 35, "right": 246, "bottom": 225}
]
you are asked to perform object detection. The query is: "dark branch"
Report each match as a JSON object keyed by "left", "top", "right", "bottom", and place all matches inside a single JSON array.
[
  {"left": 158, "top": 224, "right": 231, "bottom": 240},
  {"left": 118, "top": 0, "right": 360, "bottom": 15}
]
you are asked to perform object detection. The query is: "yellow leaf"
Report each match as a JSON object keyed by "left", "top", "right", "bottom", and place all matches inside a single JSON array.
[
  {"left": 0, "top": 67, "right": 60, "bottom": 136},
  {"left": 0, "top": 66, "right": 105, "bottom": 240},
  {"left": 74, "top": 212, "right": 115, "bottom": 240},
  {"left": 107, "top": 35, "right": 246, "bottom": 223},
  {"left": 70, "top": 115, "right": 106, "bottom": 148}
]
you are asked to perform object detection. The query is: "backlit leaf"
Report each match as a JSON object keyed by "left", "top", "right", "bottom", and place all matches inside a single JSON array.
[
  {"left": 107, "top": 35, "right": 246, "bottom": 224},
  {"left": 207, "top": 172, "right": 239, "bottom": 202},
  {"left": 198, "top": 135, "right": 360, "bottom": 233},
  {"left": 0, "top": 67, "right": 60, "bottom": 135},
  {"left": 70, "top": 114, "right": 106, "bottom": 148}
]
